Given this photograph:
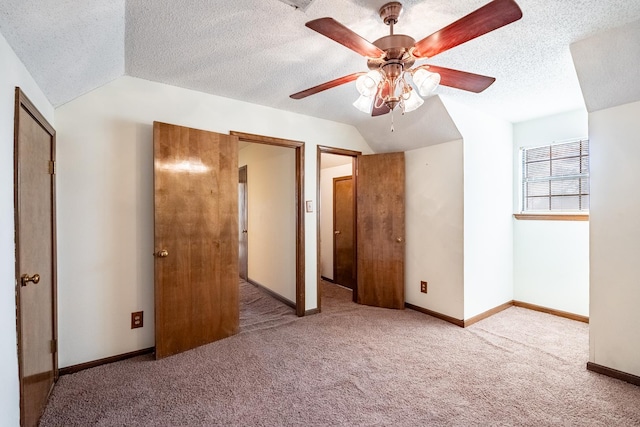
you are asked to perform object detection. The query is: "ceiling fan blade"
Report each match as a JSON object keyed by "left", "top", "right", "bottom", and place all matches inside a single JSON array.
[
  {"left": 371, "top": 81, "right": 391, "bottom": 116},
  {"left": 306, "top": 18, "right": 385, "bottom": 58},
  {"left": 290, "top": 72, "right": 365, "bottom": 100},
  {"left": 426, "top": 65, "right": 496, "bottom": 93},
  {"left": 413, "top": 0, "right": 522, "bottom": 58}
]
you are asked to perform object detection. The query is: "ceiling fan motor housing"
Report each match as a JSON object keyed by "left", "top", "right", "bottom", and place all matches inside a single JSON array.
[
  {"left": 369, "top": 2, "right": 417, "bottom": 72},
  {"left": 379, "top": 2, "right": 403, "bottom": 25}
]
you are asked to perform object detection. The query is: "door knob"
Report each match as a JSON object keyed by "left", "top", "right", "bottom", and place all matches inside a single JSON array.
[
  {"left": 155, "top": 249, "right": 169, "bottom": 258},
  {"left": 396, "top": 237, "right": 404, "bottom": 243},
  {"left": 21, "top": 273, "right": 40, "bottom": 287},
  {"left": 334, "top": 230, "right": 341, "bottom": 235}
]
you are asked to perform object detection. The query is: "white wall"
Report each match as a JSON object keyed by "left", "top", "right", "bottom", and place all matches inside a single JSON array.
[
  {"left": 513, "top": 110, "right": 590, "bottom": 316},
  {"left": 405, "top": 141, "right": 464, "bottom": 319},
  {"left": 319, "top": 162, "right": 352, "bottom": 280},
  {"left": 54, "top": 76, "right": 373, "bottom": 367},
  {"left": 0, "top": 30, "right": 54, "bottom": 427},
  {"left": 443, "top": 100, "right": 514, "bottom": 319},
  {"left": 589, "top": 100, "right": 640, "bottom": 377},
  {"left": 239, "top": 143, "right": 296, "bottom": 302}
]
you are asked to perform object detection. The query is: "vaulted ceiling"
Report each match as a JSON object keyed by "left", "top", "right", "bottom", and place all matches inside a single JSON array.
[{"left": 2, "top": 0, "right": 640, "bottom": 151}]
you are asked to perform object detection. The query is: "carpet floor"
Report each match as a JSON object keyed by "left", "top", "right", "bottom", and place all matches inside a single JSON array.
[
  {"left": 239, "top": 280, "right": 297, "bottom": 332},
  {"left": 40, "top": 281, "right": 640, "bottom": 426}
]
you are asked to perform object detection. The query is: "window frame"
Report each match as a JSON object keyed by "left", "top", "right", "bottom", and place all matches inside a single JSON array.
[{"left": 516, "top": 138, "right": 590, "bottom": 221}]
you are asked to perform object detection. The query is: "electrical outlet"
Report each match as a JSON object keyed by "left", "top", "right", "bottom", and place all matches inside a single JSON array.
[
  {"left": 420, "top": 281, "right": 428, "bottom": 294},
  {"left": 131, "top": 311, "right": 143, "bottom": 329}
]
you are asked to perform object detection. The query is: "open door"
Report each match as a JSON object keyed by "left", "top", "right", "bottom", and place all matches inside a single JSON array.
[
  {"left": 356, "top": 152, "right": 405, "bottom": 309},
  {"left": 14, "top": 88, "right": 58, "bottom": 427},
  {"left": 153, "top": 121, "right": 239, "bottom": 359}
]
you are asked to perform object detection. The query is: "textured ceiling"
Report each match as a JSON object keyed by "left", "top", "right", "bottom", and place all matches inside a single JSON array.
[
  {"left": 2, "top": 0, "right": 640, "bottom": 151},
  {"left": 0, "top": 0, "right": 124, "bottom": 106}
]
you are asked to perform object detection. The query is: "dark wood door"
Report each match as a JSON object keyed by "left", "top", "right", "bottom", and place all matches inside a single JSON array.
[
  {"left": 153, "top": 122, "right": 239, "bottom": 359},
  {"left": 238, "top": 166, "right": 248, "bottom": 281},
  {"left": 333, "top": 176, "right": 355, "bottom": 289},
  {"left": 356, "top": 152, "right": 405, "bottom": 309},
  {"left": 14, "top": 88, "right": 57, "bottom": 427}
]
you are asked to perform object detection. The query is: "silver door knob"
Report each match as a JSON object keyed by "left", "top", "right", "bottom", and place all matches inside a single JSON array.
[{"left": 334, "top": 230, "right": 341, "bottom": 235}]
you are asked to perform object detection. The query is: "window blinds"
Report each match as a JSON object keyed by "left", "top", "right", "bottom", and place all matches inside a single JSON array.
[{"left": 522, "top": 139, "right": 589, "bottom": 212}]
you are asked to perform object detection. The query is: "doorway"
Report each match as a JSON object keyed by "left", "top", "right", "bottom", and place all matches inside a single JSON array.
[
  {"left": 238, "top": 165, "right": 248, "bottom": 281},
  {"left": 231, "top": 131, "right": 305, "bottom": 317},
  {"left": 317, "top": 146, "right": 406, "bottom": 312},
  {"left": 14, "top": 87, "right": 58, "bottom": 426},
  {"left": 317, "top": 146, "right": 360, "bottom": 311},
  {"left": 153, "top": 125, "right": 306, "bottom": 360}
]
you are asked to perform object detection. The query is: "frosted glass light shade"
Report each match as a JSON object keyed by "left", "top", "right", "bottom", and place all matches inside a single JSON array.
[
  {"left": 413, "top": 68, "right": 441, "bottom": 96},
  {"left": 356, "top": 70, "right": 382, "bottom": 97},
  {"left": 403, "top": 89, "right": 424, "bottom": 112},
  {"left": 353, "top": 95, "right": 373, "bottom": 113}
]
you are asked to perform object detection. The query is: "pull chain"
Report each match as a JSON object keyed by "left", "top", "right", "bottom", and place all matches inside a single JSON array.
[{"left": 391, "top": 110, "right": 395, "bottom": 132}]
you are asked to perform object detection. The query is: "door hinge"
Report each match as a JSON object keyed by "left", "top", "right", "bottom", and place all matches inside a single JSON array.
[
  {"left": 50, "top": 339, "right": 57, "bottom": 354},
  {"left": 48, "top": 160, "right": 56, "bottom": 175}
]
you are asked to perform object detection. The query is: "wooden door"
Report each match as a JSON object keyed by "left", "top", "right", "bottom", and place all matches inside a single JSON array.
[
  {"left": 14, "top": 88, "right": 57, "bottom": 427},
  {"left": 333, "top": 176, "right": 355, "bottom": 289},
  {"left": 238, "top": 166, "right": 248, "bottom": 281},
  {"left": 356, "top": 152, "right": 405, "bottom": 309},
  {"left": 154, "top": 122, "right": 239, "bottom": 359}
]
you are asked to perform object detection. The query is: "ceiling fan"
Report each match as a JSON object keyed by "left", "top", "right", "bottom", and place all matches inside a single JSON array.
[{"left": 290, "top": 0, "right": 523, "bottom": 117}]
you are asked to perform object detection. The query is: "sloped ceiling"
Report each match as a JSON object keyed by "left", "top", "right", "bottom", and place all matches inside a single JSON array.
[
  {"left": 2, "top": 0, "right": 640, "bottom": 151},
  {"left": 571, "top": 19, "right": 640, "bottom": 113},
  {"left": 0, "top": 0, "right": 124, "bottom": 106},
  {"left": 357, "top": 95, "right": 461, "bottom": 153}
]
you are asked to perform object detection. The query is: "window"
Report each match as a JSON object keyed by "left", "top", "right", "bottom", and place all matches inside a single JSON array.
[{"left": 521, "top": 139, "right": 589, "bottom": 213}]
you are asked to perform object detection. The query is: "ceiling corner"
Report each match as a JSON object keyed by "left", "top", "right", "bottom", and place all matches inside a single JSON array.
[{"left": 571, "top": 18, "right": 640, "bottom": 113}]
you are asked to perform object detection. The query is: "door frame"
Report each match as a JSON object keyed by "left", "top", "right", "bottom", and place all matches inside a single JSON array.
[
  {"left": 230, "top": 131, "right": 306, "bottom": 317},
  {"left": 14, "top": 87, "right": 58, "bottom": 423},
  {"left": 316, "top": 146, "right": 361, "bottom": 312}
]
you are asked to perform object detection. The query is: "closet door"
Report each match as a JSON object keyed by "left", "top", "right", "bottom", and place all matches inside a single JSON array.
[
  {"left": 333, "top": 176, "right": 355, "bottom": 289},
  {"left": 15, "top": 88, "right": 58, "bottom": 427}
]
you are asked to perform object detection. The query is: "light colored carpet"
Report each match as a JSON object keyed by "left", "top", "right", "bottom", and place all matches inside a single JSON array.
[
  {"left": 40, "top": 282, "right": 640, "bottom": 426},
  {"left": 239, "top": 280, "right": 297, "bottom": 332}
]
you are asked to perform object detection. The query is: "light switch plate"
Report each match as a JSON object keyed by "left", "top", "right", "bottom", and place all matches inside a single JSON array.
[{"left": 306, "top": 200, "right": 313, "bottom": 212}]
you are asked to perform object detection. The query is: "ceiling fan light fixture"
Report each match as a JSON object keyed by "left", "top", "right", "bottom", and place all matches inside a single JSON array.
[
  {"left": 353, "top": 94, "right": 374, "bottom": 114},
  {"left": 356, "top": 70, "right": 382, "bottom": 97},
  {"left": 412, "top": 68, "right": 441, "bottom": 97},
  {"left": 402, "top": 88, "right": 423, "bottom": 113},
  {"left": 292, "top": 0, "right": 523, "bottom": 126}
]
